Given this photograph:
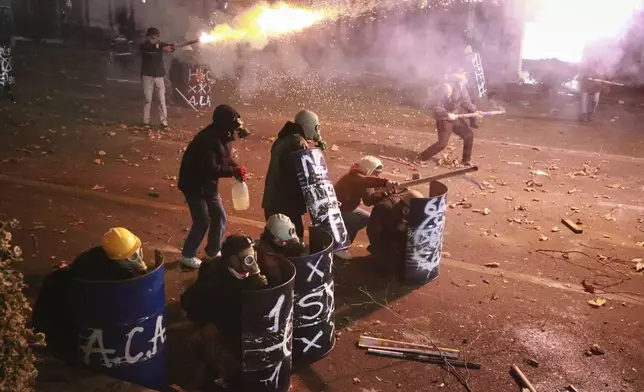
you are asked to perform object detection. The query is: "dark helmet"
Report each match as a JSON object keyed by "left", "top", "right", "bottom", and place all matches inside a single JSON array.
[
  {"left": 212, "top": 104, "right": 249, "bottom": 140},
  {"left": 146, "top": 27, "right": 160, "bottom": 37}
]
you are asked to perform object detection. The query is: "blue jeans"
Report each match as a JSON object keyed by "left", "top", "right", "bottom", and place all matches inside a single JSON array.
[
  {"left": 341, "top": 208, "right": 371, "bottom": 244},
  {"left": 182, "top": 192, "right": 226, "bottom": 258}
]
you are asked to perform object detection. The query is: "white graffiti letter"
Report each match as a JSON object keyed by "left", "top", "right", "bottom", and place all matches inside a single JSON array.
[
  {"left": 124, "top": 326, "right": 144, "bottom": 364},
  {"left": 298, "top": 291, "right": 324, "bottom": 321},
  {"left": 260, "top": 361, "right": 282, "bottom": 388},
  {"left": 147, "top": 315, "right": 166, "bottom": 358},
  {"left": 267, "top": 294, "right": 285, "bottom": 333},
  {"left": 296, "top": 330, "right": 323, "bottom": 353},
  {"left": 80, "top": 329, "right": 116, "bottom": 368},
  {"left": 306, "top": 255, "right": 324, "bottom": 282}
]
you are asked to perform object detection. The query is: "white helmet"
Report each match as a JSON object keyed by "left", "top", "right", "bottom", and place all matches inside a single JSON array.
[
  {"left": 266, "top": 214, "right": 299, "bottom": 243},
  {"left": 357, "top": 156, "right": 383, "bottom": 176},
  {"left": 294, "top": 109, "right": 320, "bottom": 141}
]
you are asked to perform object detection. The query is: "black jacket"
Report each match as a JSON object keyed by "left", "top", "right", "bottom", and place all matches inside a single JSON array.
[
  {"left": 261, "top": 122, "right": 308, "bottom": 214},
  {"left": 140, "top": 41, "right": 166, "bottom": 77},
  {"left": 178, "top": 124, "right": 238, "bottom": 195}
]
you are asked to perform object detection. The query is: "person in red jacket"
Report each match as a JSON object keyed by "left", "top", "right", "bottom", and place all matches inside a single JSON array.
[{"left": 333, "top": 156, "right": 397, "bottom": 259}]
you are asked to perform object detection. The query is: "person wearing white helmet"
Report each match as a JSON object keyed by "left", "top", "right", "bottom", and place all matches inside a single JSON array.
[
  {"left": 417, "top": 69, "right": 483, "bottom": 166},
  {"left": 260, "top": 214, "right": 307, "bottom": 257},
  {"left": 333, "top": 155, "right": 397, "bottom": 260},
  {"left": 262, "top": 109, "right": 326, "bottom": 239}
]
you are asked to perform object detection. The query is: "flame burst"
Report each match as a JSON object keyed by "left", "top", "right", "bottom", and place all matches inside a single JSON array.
[{"left": 200, "top": 2, "right": 334, "bottom": 47}]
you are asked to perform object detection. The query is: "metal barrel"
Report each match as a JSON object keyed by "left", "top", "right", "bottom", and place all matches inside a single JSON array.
[
  {"left": 287, "top": 227, "right": 335, "bottom": 364},
  {"left": 404, "top": 181, "right": 448, "bottom": 284},
  {"left": 291, "top": 148, "right": 351, "bottom": 252},
  {"left": 70, "top": 251, "right": 167, "bottom": 390},
  {"left": 241, "top": 253, "right": 296, "bottom": 392}
]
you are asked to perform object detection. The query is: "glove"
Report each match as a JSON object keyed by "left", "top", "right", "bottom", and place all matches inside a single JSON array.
[
  {"left": 474, "top": 111, "right": 484, "bottom": 119},
  {"left": 385, "top": 180, "right": 398, "bottom": 191},
  {"left": 233, "top": 166, "right": 248, "bottom": 181},
  {"left": 446, "top": 113, "right": 457, "bottom": 121},
  {"left": 315, "top": 139, "right": 327, "bottom": 150}
]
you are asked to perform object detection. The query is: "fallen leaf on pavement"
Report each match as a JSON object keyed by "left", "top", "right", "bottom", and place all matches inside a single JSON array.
[
  {"left": 539, "top": 234, "right": 549, "bottom": 242},
  {"left": 551, "top": 226, "right": 560, "bottom": 232},
  {"left": 93, "top": 159, "right": 103, "bottom": 165},
  {"left": 97, "top": 150, "right": 106, "bottom": 156},
  {"left": 484, "top": 262, "right": 500, "bottom": 268},
  {"left": 603, "top": 214, "right": 616, "bottom": 222},
  {"left": 530, "top": 170, "right": 549, "bottom": 177},
  {"left": 330, "top": 144, "right": 340, "bottom": 152},
  {"left": 588, "top": 298, "right": 606, "bottom": 308},
  {"left": 163, "top": 175, "right": 178, "bottom": 181},
  {"left": 352, "top": 377, "right": 361, "bottom": 384}
]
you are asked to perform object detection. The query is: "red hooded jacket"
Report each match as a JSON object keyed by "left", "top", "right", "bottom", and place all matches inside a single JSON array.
[{"left": 334, "top": 164, "right": 388, "bottom": 212}]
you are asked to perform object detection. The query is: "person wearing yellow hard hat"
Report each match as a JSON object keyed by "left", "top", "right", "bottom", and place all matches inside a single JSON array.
[
  {"left": 417, "top": 69, "right": 483, "bottom": 167},
  {"left": 31, "top": 227, "right": 148, "bottom": 363}
]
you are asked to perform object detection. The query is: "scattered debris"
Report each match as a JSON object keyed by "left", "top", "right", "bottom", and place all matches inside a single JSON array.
[
  {"left": 566, "top": 385, "right": 580, "bottom": 392},
  {"left": 561, "top": 219, "right": 583, "bottom": 234},
  {"left": 484, "top": 262, "right": 500, "bottom": 268},
  {"left": 93, "top": 158, "right": 103, "bottom": 165},
  {"left": 603, "top": 213, "right": 616, "bottom": 222},
  {"left": 635, "top": 261, "right": 644, "bottom": 272},
  {"left": 587, "top": 298, "right": 606, "bottom": 308},
  {"left": 526, "top": 358, "right": 539, "bottom": 368},
  {"left": 91, "top": 185, "right": 105, "bottom": 191},
  {"left": 163, "top": 175, "right": 178, "bottom": 181},
  {"left": 568, "top": 161, "right": 600, "bottom": 178},
  {"left": 352, "top": 377, "right": 361, "bottom": 384},
  {"left": 330, "top": 144, "right": 340, "bottom": 152},
  {"left": 97, "top": 150, "right": 106, "bottom": 156},
  {"left": 472, "top": 208, "right": 491, "bottom": 215},
  {"left": 147, "top": 190, "right": 160, "bottom": 198},
  {"left": 510, "top": 364, "right": 537, "bottom": 392},
  {"left": 581, "top": 280, "right": 595, "bottom": 294},
  {"left": 551, "top": 226, "right": 560, "bottom": 233},
  {"left": 539, "top": 234, "right": 549, "bottom": 242},
  {"left": 567, "top": 189, "right": 579, "bottom": 194},
  {"left": 585, "top": 344, "right": 605, "bottom": 356}
]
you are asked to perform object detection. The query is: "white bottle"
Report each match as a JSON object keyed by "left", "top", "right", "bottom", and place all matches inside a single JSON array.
[{"left": 231, "top": 180, "right": 250, "bottom": 211}]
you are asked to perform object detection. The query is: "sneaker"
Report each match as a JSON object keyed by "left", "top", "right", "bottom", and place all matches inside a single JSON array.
[
  {"left": 203, "top": 251, "right": 221, "bottom": 261},
  {"left": 161, "top": 123, "right": 169, "bottom": 130},
  {"left": 180, "top": 256, "right": 202, "bottom": 269},
  {"left": 335, "top": 249, "right": 353, "bottom": 260}
]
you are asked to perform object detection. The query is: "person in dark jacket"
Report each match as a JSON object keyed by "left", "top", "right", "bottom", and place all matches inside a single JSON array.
[
  {"left": 417, "top": 71, "right": 482, "bottom": 166},
  {"left": 32, "top": 228, "right": 149, "bottom": 362},
  {"left": 262, "top": 109, "right": 326, "bottom": 239},
  {"left": 0, "top": 6, "right": 15, "bottom": 102},
  {"left": 180, "top": 234, "right": 269, "bottom": 389},
  {"left": 141, "top": 27, "right": 174, "bottom": 128},
  {"left": 178, "top": 104, "right": 249, "bottom": 269}
]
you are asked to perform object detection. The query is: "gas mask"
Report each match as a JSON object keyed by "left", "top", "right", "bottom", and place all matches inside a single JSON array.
[
  {"left": 312, "top": 124, "right": 327, "bottom": 150},
  {"left": 121, "top": 246, "right": 148, "bottom": 275},
  {"left": 227, "top": 239, "right": 267, "bottom": 287},
  {"left": 225, "top": 117, "right": 250, "bottom": 142}
]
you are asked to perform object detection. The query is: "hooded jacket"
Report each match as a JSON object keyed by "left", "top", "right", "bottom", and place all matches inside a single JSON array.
[
  {"left": 334, "top": 164, "right": 388, "bottom": 212},
  {"left": 178, "top": 123, "right": 238, "bottom": 195},
  {"left": 262, "top": 121, "right": 309, "bottom": 214}
]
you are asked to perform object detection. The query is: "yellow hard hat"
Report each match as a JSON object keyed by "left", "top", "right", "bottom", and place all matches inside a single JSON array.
[{"left": 101, "top": 227, "right": 142, "bottom": 260}]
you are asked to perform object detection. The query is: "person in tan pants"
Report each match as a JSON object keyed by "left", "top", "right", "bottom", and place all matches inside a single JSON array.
[{"left": 140, "top": 27, "right": 174, "bottom": 128}]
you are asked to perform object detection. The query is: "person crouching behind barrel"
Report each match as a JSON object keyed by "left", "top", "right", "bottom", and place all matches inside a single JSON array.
[
  {"left": 32, "top": 228, "right": 149, "bottom": 361},
  {"left": 258, "top": 213, "right": 308, "bottom": 258},
  {"left": 181, "top": 234, "right": 282, "bottom": 389},
  {"left": 366, "top": 190, "right": 423, "bottom": 271}
]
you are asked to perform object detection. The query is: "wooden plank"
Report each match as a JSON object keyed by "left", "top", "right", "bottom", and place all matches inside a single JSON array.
[{"left": 562, "top": 218, "right": 584, "bottom": 234}]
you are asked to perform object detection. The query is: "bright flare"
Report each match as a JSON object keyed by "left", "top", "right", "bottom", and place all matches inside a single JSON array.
[
  {"left": 522, "top": 0, "right": 641, "bottom": 63},
  {"left": 199, "top": 2, "right": 333, "bottom": 46}
]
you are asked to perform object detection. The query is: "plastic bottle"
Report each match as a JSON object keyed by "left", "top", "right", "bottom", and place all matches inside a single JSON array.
[{"left": 231, "top": 179, "right": 250, "bottom": 211}]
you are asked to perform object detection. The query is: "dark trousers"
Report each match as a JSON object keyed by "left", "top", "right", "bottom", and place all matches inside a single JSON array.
[
  {"left": 264, "top": 208, "right": 304, "bottom": 240},
  {"left": 182, "top": 191, "right": 226, "bottom": 258},
  {"left": 420, "top": 119, "right": 474, "bottom": 163}
]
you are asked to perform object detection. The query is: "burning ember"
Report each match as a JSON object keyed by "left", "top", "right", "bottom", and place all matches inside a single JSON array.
[{"left": 199, "top": 2, "right": 333, "bottom": 46}]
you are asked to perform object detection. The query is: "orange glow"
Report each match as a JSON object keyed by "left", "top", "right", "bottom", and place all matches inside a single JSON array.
[{"left": 522, "top": 0, "right": 640, "bottom": 62}]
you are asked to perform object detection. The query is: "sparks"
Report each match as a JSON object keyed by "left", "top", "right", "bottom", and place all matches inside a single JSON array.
[{"left": 199, "top": 2, "right": 333, "bottom": 46}]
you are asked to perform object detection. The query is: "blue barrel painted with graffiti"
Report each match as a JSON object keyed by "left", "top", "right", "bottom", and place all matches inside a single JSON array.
[
  {"left": 70, "top": 251, "right": 167, "bottom": 390},
  {"left": 242, "top": 253, "right": 296, "bottom": 392},
  {"left": 291, "top": 148, "right": 351, "bottom": 252},
  {"left": 287, "top": 227, "right": 335, "bottom": 364},
  {"left": 404, "top": 181, "right": 448, "bottom": 284}
]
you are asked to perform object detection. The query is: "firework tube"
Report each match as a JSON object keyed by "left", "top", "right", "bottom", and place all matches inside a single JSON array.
[
  {"left": 454, "top": 109, "right": 506, "bottom": 119},
  {"left": 174, "top": 39, "right": 200, "bottom": 48},
  {"left": 397, "top": 166, "right": 478, "bottom": 190},
  {"left": 510, "top": 365, "right": 537, "bottom": 392},
  {"left": 588, "top": 78, "right": 625, "bottom": 87},
  {"left": 367, "top": 348, "right": 481, "bottom": 369}
]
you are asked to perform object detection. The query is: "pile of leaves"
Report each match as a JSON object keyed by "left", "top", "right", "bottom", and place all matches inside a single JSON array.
[{"left": 0, "top": 219, "right": 45, "bottom": 392}]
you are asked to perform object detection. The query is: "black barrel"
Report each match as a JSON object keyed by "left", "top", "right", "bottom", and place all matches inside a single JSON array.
[
  {"left": 404, "top": 181, "right": 448, "bottom": 284},
  {"left": 291, "top": 148, "right": 351, "bottom": 252},
  {"left": 70, "top": 251, "right": 167, "bottom": 390},
  {"left": 241, "top": 253, "right": 296, "bottom": 392},
  {"left": 287, "top": 227, "right": 335, "bottom": 364}
]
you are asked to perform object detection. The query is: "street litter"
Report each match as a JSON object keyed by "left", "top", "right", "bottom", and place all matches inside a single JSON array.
[
  {"left": 588, "top": 298, "right": 606, "bottom": 308},
  {"left": 358, "top": 336, "right": 460, "bottom": 359},
  {"left": 510, "top": 364, "right": 537, "bottom": 392},
  {"left": 366, "top": 348, "right": 481, "bottom": 369},
  {"left": 561, "top": 219, "right": 583, "bottom": 234}
]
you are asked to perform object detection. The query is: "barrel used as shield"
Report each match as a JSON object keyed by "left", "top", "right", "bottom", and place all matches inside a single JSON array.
[
  {"left": 404, "top": 181, "right": 448, "bottom": 284},
  {"left": 71, "top": 251, "right": 167, "bottom": 390},
  {"left": 241, "top": 253, "right": 296, "bottom": 392},
  {"left": 291, "top": 148, "right": 350, "bottom": 252},
  {"left": 287, "top": 227, "right": 335, "bottom": 364}
]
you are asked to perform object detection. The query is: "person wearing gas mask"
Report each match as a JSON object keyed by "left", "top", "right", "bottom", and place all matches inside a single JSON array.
[
  {"left": 259, "top": 213, "right": 308, "bottom": 258},
  {"left": 178, "top": 104, "right": 249, "bottom": 269},
  {"left": 31, "top": 227, "right": 148, "bottom": 362},
  {"left": 180, "top": 234, "right": 269, "bottom": 390},
  {"left": 333, "top": 156, "right": 397, "bottom": 260},
  {"left": 367, "top": 189, "right": 423, "bottom": 263},
  {"left": 417, "top": 71, "right": 483, "bottom": 167},
  {"left": 262, "top": 109, "right": 327, "bottom": 239},
  {"left": 140, "top": 27, "right": 175, "bottom": 129}
]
